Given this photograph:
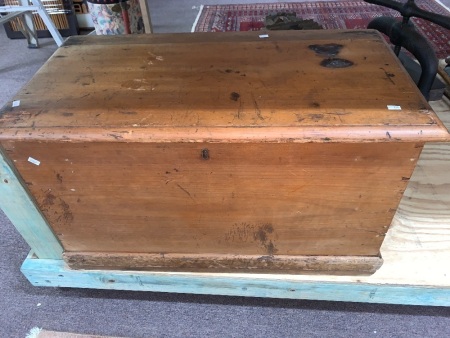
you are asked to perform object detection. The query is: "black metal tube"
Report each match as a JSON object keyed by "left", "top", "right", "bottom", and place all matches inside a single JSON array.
[
  {"left": 368, "top": 17, "right": 438, "bottom": 100},
  {"left": 365, "top": 0, "right": 450, "bottom": 29}
]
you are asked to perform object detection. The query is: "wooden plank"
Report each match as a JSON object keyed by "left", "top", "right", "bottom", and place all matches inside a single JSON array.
[
  {"left": 1, "top": 141, "right": 421, "bottom": 260},
  {"left": 368, "top": 99, "right": 450, "bottom": 287},
  {"left": 1, "top": 31, "right": 449, "bottom": 143},
  {"left": 20, "top": 252, "right": 450, "bottom": 306},
  {"left": 0, "top": 146, "right": 63, "bottom": 259},
  {"left": 63, "top": 252, "right": 383, "bottom": 275}
]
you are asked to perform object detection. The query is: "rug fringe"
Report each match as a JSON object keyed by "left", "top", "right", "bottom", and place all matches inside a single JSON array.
[
  {"left": 26, "top": 327, "right": 42, "bottom": 338},
  {"left": 191, "top": 4, "right": 204, "bottom": 32}
]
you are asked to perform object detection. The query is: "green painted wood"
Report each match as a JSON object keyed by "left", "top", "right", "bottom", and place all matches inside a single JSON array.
[
  {"left": 21, "top": 253, "right": 450, "bottom": 306},
  {"left": 0, "top": 148, "right": 63, "bottom": 259}
]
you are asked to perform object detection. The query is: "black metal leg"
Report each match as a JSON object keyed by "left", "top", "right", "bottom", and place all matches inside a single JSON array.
[{"left": 368, "top": 17, "right": 438, "bottom": 100}]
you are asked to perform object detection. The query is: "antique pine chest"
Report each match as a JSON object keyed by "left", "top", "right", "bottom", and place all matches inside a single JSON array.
[{"left": 1, "top": 31, "right": 449, "bottom": 275}]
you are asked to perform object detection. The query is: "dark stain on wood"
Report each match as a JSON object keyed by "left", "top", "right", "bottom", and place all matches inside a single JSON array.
[
  {"left": 254, "top": 224, "right": 278, "bottom": 255},
  {"left": 230, "top": 92, "right": 240, "bottom": 101},
  {"left": 107, "top": 133, "right": 123, "bottom": 140},
  {"left": 225, "top": 223, "right": 277, "bottom": 255},
  {"left": 42, "top": 191, "right": 56, "bottom": 206},
  {"left": 308, "top": 43, "right": 343, "bottom": 57},
  {"left": 265, "top": 241, "right": 278, "bottom": 255},
  {"left": 201, "top": 148, "right": 210, "bottom": 160},
  {"left": 225, "top": 223, "right": 255, "bottom": 243},
  {"left": 295, "top": 114, "right": 305, "bottom": 122},
  {"left": 274, "top": 43, "right": 282, "bottom": 53},
  {"left": 380, "top": 67, "right": 396, "bottom": 85},
  {"left": 320, "top": 58, "right": 354, "bottom": 68},
  {"left": 309, "top": 113, "right": 324, "bottom": 122},
  {"left": 40, "top": 190, "right": 74, "bottom": 226},
  {"left": 60, "top": 199, "right": 74, "bottom": 222},
  {"left": 56, "top": 173, "right": 63, "bottom": 183},
  {"left": 254, "top": 223, "right": 273, "bottom": 240}
]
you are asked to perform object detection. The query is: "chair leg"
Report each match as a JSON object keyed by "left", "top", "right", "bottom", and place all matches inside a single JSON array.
[
  {"left": 20, "top": 11, "right": 39, "bottom": 48},
  {"left": 30, "top": 0, "right": 65, "bottom": 47}
]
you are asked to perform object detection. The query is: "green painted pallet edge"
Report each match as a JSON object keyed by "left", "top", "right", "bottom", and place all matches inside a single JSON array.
[
  {"left": 21, "top": 253, "right": 450, "bottom": 306},
  {"left": 0, "top": 147, "right": 63, "bottom": 259}
]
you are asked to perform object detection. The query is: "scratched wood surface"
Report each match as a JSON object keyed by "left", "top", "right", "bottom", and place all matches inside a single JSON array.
[
  {"left": 0, "top": 31, "right": 448, "bottom": 143},
  {"left": 16, "top": 100, "right": 450, "bottom": 302},
  {"left": 57, "top": 99, "right": 450, "bottom": 284},
  {"left": 1, "top": 31, "right": 449, "bottom": 275},
  {"left": 0, "top": 141, "right": 421, "bottom": 261}
]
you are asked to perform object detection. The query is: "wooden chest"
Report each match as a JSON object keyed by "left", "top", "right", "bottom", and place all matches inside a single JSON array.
[{"left": 1, "top": 31, "right": 449, "bottom": 275}]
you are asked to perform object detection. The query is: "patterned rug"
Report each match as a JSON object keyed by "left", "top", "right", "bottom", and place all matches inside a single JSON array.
[{"left": 193, "top": 1, "right": 450, "bottom": 58}]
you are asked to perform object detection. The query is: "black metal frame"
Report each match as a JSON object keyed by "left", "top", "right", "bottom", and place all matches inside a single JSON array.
[{"left": 365, "top": 0, "right": 450, "bottom": 100}]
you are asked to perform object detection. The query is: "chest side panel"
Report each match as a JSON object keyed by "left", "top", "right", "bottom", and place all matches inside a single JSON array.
[{"left": 1, "top": 141, "right": 422, "bottom": 259}]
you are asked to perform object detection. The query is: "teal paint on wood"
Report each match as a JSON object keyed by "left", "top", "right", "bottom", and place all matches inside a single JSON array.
[
  {"left": 21, "top": 254, "right": 450, "bottom": 306},
  {"left": 0, "top": 148, "right": 63, "bottom": 259}
]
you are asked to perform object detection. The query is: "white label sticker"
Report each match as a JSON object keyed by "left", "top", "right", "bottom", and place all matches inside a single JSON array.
[
  {"left": 387, "top": 105, "right": 402, "bottom": 110},
  {"left": 259, "top": 34, "right": 269, "bottom": 38},
  {"left": 12, "top": 100, "right": 20, "bottom": 107},
  {"left": 28, "top": 157, "right": 41, "bottom": 166}
]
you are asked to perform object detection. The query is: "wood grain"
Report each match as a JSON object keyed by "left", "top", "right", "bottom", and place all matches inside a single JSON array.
[
  {"left": 1, "top": 141, "right": 421, "bottom": 263},
  {"left": 63, "top": 252, "right": 382, "bottom": 275},
  {"left": 21, "top": 253, "right": 450, "bottom": 306},
  {"left": 1, "top": 31, "right": 449, "bottom": 275},
  {"left": 369, "top": 99, "right": 450, "bottom": 285},
  {"left": 0, "top": 31, "right": 448, "bottom": 143},
  {"left": 11, "top": 100, "right": 450, "bottom": 302}
]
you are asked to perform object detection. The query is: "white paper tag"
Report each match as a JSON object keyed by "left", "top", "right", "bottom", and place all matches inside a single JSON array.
[
  {"left": 28, "top": 157, "right": 41, "bottom": 166},
  {"left": 12, "top": 100, "right": 20, "bottom": 107},
  {"left": 387, "top": 105, "right": 402, "bottom": 110},
  {"left": 259, "top": 34, "right": 269, "bottom": 38}
]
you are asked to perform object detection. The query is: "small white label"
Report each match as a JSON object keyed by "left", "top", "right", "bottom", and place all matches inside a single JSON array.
[
  {"left": 28, "top": 157, "right": 41, "bottom": 166},
  {"left": 259, "top": 34, "right": 269, "bottom": 38},
  {"left": 12, "top": 100, "right": 20, "bottom": 107},
  {"left": 387, "top": 105, "right": 402, "bottom": 110}
]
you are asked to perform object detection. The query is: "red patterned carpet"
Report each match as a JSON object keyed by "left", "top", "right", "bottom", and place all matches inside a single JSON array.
[{"left": 193, "top": 1, "right": 450, "bottom": 58}]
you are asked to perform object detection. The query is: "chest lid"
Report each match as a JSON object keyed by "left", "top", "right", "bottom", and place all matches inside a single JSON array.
[{"left": 0, "top": 30, "right": 449, "bottom": 143}]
